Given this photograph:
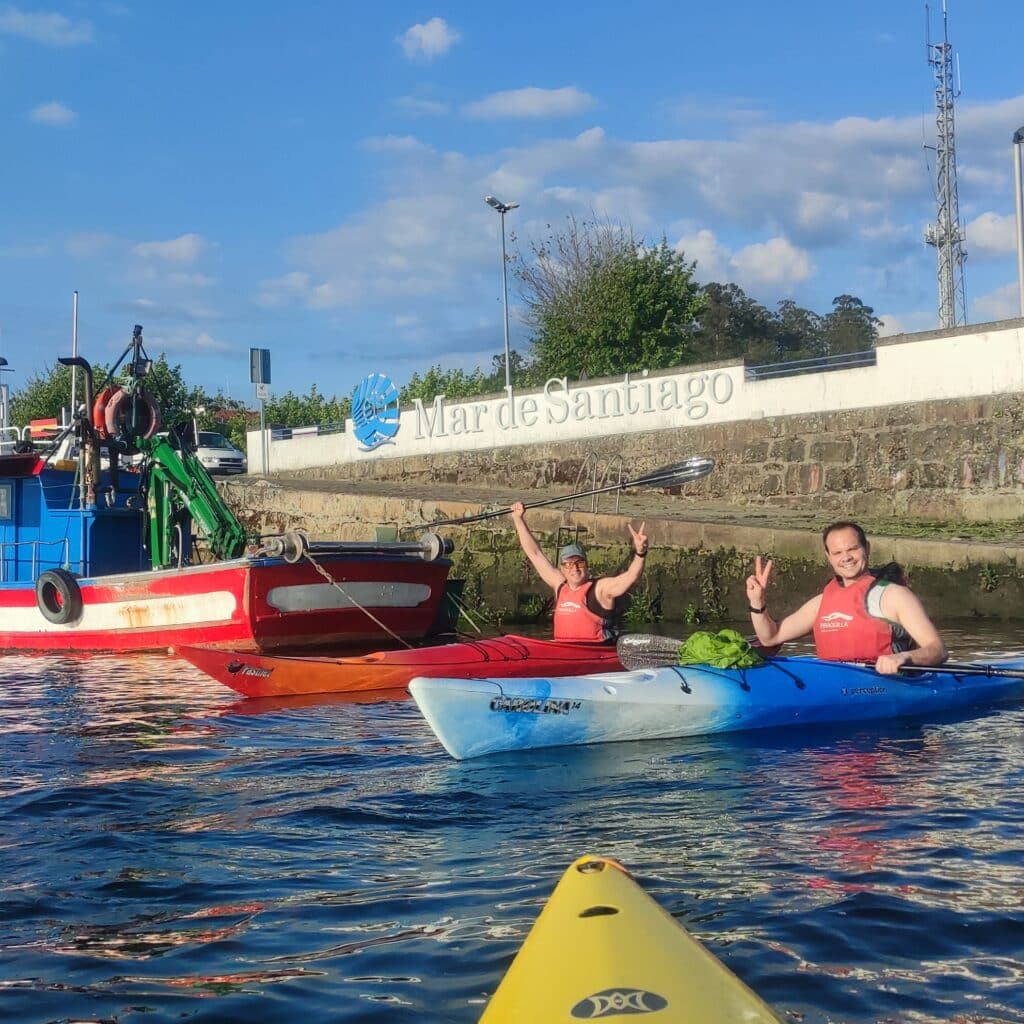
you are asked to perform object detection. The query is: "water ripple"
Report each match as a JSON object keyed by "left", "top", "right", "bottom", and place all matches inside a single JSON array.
[{"left": 2, "top": 629, "right": 1024, "bottom": 1022}]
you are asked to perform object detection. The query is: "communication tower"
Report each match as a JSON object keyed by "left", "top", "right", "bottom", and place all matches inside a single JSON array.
[{"left": 924, "top": 1, "right": 967, "bottom": 328}]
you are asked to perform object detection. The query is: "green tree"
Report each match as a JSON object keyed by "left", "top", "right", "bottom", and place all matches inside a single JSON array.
[
  {"left": 400, "top": 365, "right": 490, "bottom": 404},
  {"left": 9, "top": 361, "right": 83, "bottom": 426},
  {"left": 196, "top": 393, "right": 253, "bottom": 451},
  {"left": 692, "top": 282, "right": 779, "bottom": 362},
  {"left": 112, "top": 354, "right": 206, "bottom": 431},
  {"left": 821, "top": 294, "right": 881, "bottom": 354},
  {"left": 264, "top": 384, "right": 351, "bottom": 432},
  {"left": 771, "top": 299, "right": 825, "bottom": 361},
  {"left": 515, "top": 216, "right": 705, "bottom": 379}
]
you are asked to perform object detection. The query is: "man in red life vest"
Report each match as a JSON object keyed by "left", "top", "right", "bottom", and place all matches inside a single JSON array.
[
  {"left": 746, "top": 521, "right": 947, "bottom": 674},
  {"left": 510, "top": 502, "right": 649, "bottom": 643}
]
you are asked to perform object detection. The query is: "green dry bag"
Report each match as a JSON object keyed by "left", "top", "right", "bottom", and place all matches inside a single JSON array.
[{"left": 677, "top": 628, "right": 765, "bottom": 669}]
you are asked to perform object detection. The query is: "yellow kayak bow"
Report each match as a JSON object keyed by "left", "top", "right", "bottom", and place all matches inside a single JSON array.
[{"left": 480, "top": 855, "right": 784, "bottom": 1023}]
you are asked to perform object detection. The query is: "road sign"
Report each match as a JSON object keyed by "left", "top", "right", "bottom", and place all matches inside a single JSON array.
[
  {"left": 250, "top": 348, "right": 271, "bottom": 385},
  {"left": 255, "top": 382, "right": 269, "bottom": 399}
]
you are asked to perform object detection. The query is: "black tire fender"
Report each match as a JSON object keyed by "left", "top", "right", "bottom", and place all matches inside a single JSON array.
[{"left": 36, "top": 569, "right": 84, "bottom": 625}]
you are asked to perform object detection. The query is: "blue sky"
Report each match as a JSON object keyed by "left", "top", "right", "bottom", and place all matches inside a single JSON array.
[{"left": 2, "top": 2, "right": 1023, "bottom": 402}]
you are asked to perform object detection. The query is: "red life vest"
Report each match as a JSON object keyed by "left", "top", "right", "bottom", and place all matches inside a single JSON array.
[
  {"left": 553, "top": 580, "right": 612, "bottom": 642},
  {"left": 813, "top": 575, "right": 900, "bottom": 661}
]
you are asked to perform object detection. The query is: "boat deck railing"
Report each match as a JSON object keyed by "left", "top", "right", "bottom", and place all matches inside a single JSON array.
[{"left": 0, "top": 537, "right": 73, "bottom": 583}]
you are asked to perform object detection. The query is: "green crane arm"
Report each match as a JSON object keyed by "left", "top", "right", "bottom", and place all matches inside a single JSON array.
[{"left": 136, "top": 434, "right": 249, "bottom": 568}]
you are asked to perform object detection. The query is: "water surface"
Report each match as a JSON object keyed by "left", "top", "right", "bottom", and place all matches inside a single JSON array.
[{"left": 2, "top": 623, "right": 1023, "bottom": 1022}]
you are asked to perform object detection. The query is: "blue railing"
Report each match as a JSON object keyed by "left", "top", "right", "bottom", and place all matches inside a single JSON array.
[{"left": 744, "top": 349, "right": 876, "bottom": 382}]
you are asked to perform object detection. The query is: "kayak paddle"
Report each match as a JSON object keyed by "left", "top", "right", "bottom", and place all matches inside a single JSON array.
[
  {"left": 619, "top": 633, "right": 1024, "bottom": 680},
  {"left": 419, "top": 456, "right": 714, "bottom": 530},
  {"left": 898, "top": 661, "right": 1024, "bottom": 680},
  {"left": 617, "top": 633, "right": 686, "bottom": 669}
]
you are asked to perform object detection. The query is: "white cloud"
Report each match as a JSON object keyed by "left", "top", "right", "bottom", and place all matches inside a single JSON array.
[
  {"left": 964, "top": 211, "right": 1018, "bottom": 255},
  {"left": 194, "top": 331, "right": 229, "bottom": 352},
  {"left": 877, "top": 311, "right": 937, "bottom": 337},
  {"left": 674, "top": 228, "right": 731, "bottom": 281},
  {"left": 259, "top": 179, "right": 496, "bottom": 312},
  {"left": 259, "top": 271, "right": 313, "bottom": 308},
  {"left": 141, "top": 327, "right": 231, "bottom": 355},
  {"left": 0, "top": 5, "right": 93, "bottom": 45},
  {"left": 134, "top": 233, "right": 208, "bottom": 265},
  {"left": 464, "top": 87, "right": 597, "bottom": 120},
  {"left": 974, "top": 282, "right": 1022, "bottom": 322},
  {"left": 395, "top": 96, "right": 449, "bottom": 117},
  {"left": 261, "top": 93, "right": 1024, "bottom": 337},
  {"left": 65, "top": 232, "right": 116, "bottom": 259},
  {"left": 30, "top": 101, "right": 76, "bottom": 126},
  {"left": 396, "top": 17, "right": 459, "bottom": 61},
  {"left": 674, "top": 228, "right": 813, "bottom": 291},
  {"left": 363, "top": 134, "right": 432, "bottom": 154},
  {"left": 730, "top": 237, "right": 814, "bottom": 288},
  {"left": 796, "top": 191, "right": 885, "bottom": 234},
  {"left": 667, "top": 94, "right": 766, "bottom": 126}
]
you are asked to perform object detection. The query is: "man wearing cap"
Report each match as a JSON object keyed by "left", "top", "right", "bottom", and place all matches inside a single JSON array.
[{"left": 510, "top": 502, "right": 649, "bottom": 642}]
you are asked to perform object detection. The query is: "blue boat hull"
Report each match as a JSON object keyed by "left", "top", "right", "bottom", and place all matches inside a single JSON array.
[{"left": 409, "top": 656, "right": 1024, "bottom": 760}]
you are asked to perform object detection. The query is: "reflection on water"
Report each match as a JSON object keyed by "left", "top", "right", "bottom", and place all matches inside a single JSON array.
[{"left": 0, "top": 623, "right": 1023, "bottom": 1022}]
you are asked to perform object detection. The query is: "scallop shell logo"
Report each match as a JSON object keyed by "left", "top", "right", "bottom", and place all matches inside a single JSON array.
[{"left": 351, "top": 372, "right": 400, "bottom": 451}]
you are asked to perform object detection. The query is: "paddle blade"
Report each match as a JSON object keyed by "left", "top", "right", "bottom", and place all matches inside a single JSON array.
[
  {"left": 631, "top": 456, "right": 715, "bottom": 489},
  {"left": 616, "top": 633, "right": 685, "bottom": 669}
]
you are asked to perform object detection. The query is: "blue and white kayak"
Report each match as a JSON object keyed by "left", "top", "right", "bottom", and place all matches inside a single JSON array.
[{"left": 408, "top": 656, "right": 1024, "bottom": 760}]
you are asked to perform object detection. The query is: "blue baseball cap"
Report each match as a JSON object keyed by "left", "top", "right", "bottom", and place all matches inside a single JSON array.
[{"left": 558, "top": 543, "right": 587, "bottom": 562}]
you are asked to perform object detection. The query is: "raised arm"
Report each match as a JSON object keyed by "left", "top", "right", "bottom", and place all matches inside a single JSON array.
[
  {"left": 594, "top": 522, "right": 648, "bottom": 607},
  {"left": 510, "top": 502, "right": 564, "bottom": 591},
  {"left": 874, "top": 585, "right": 948, "bottom": 674},
  {"left": 746, "top": 555, "right": 819, "bottom": 647}
]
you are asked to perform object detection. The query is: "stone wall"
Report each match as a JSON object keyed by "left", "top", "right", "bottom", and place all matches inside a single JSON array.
[
  {"left": 277, "top": 393, "right": 1024, "bottom": 522},
  {"left": 219, "top": 481, "right": 1024, "bottom": 624}
]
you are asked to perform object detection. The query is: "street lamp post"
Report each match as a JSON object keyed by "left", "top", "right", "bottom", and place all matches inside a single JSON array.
[
  {"left": 484, "top": 194, "right": 519, "bottom": 390},
  {"left": 1014, "top": 127, "right": 1024, "bottom": 317}
]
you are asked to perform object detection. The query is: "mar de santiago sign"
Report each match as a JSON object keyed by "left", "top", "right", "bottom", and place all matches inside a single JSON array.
[{"left": 411, "top": 370, "right": 735, "bottom": 440}]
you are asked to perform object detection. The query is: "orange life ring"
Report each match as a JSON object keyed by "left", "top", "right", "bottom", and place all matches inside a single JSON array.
[
  {"left": 92, "top": 385, "right": 122, "bottom": 440},
  {"left": 104, "top": 387, "right": 161, "bottom": 440}
]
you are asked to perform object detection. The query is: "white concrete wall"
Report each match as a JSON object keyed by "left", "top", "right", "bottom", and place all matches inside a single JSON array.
[{"left": 247, "top": 320, "right": 1024, "bottom": 474}]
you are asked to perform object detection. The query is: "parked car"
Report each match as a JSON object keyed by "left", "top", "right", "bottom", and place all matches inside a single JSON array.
[{"left": 194, "top": 431, "right": 247, "bottom": 475}]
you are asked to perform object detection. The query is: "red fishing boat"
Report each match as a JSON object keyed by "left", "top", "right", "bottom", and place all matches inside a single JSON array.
[
  {"left": 0, "top": 326, "right": 452, "bottom": 653},
  {"left": 177, "top": 634, "right": 623, "bottom": 697}
]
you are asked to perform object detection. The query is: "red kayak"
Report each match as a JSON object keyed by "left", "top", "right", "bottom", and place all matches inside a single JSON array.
[{"left": 177, "top": 634, "right": 622, "bottom": 698}]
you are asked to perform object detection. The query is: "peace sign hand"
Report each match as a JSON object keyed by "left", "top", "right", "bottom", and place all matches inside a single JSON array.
[
  {"left": 628, "top": 521, "right": 648, "bottom": 556},
  {"left": 745, "top": 556, "right": 773, "bottom": 607}
]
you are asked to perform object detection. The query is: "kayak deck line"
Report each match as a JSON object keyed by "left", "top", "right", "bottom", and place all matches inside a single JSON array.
[{"left": 479, "top": 854, "right": 784, "bottom": 1023}]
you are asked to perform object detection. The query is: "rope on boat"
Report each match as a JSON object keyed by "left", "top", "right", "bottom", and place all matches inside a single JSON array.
[
  {"left": 300, "top": 547, "right": 413, "bottom": 649},
  {"left": 447, "top": 587, "right": 485, "bottom": 635}
]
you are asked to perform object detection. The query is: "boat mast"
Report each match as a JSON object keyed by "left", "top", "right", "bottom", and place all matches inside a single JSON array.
[{"left": 69, "top": 291, "right": 79, "bottom": 431}]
